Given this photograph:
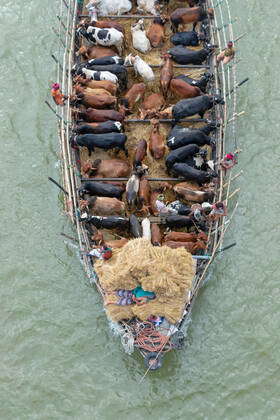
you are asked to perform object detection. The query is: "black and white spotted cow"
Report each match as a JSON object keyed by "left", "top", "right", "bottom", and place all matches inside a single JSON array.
[
  {"left": 77, "top": 26, "right": 124, "bottom": 55},
  {"left": 77, "top": 67, "right": 118, "bottom": 84}
]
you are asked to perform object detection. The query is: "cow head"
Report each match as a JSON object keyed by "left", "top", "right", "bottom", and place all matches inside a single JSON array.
[{"left": 212, "top": 95, "right": 225, "bottom": 105}]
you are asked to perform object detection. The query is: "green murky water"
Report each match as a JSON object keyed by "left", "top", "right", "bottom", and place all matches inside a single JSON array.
[{"left": 1, "top": 0, "right": 279, "bottom": 418}]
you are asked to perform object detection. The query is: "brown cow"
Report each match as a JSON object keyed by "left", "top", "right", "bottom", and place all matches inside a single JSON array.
[
  {"left": 91, "top": 20, "right": 125, "bottom": 33},
  {"left": 90, "top": 158, "right": 131, "bottom": 178},
  {"left": 138, "top": 176, "right": 151, "bottom": 211},
  {"left": 80, "top": 196, "right": 125, "bottom": 215},
  {"left": 105, "top": 238, "right": 129, "bottom": 248},
  {"left": 74, "top": 76, "right": 117, "bottom": 95},
  {"left": 75, "top": 108, "right": 125, "bottom": 123},
  {"left": 140, "top": 93, "right": 165, "bottom": 119},
  {"left": 160, "top": 53, "right": 173, "bottom": 98},
  {"left": 170, "top": 7, "right": 214, "bottom": 31},
  {"left": 151, "top": 224, "right": 162, "bottom": 246},
  {"left": 170, "top": 78, "right": 202, "bottom": 99},
  {"left": 149, "top": 119, "right": 165, "bottom": 159},
  {"left": 75, "top": 84, "right": 113, "bottom": 97},
  {"left": 163, "top": 231, "right": 207, "bottom": 243},
  {"left": 133, "top": 139, "right": 147, "bottom": 168},
  {"left": 164, "top": 240, "right": 206, "bottom": 254},
  {"left": 76, "top": 45, "right": 118, "bottom": 60},
  {"left": 174, "top": 182, "right": 214, "bottom": 203},
  {"left": 74, "top": 91, "right": 116, "bottom": 109},
  {"left": 121, "top": 83, "right": 146, "bottom": 111},
  {"left": 147, "top": 17, "right": 166, "bottom": 48}
]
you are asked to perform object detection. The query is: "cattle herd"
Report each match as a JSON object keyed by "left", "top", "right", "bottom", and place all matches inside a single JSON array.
[{"left": 66, "top": 0, "right": 229, "bottom": 254}]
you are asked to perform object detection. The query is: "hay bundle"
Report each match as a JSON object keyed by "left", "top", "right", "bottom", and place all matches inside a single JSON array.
[
  {"left": 95, "top": 238, "right": 194, "bottom": 297},
  {"left": 96, "top": 238, "right": 195, "bottom": 323}
]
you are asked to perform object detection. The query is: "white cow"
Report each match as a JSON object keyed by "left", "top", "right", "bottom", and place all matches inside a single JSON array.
[
  {"left": 137, "top": 0, "right": 158, "bottom": 15},
  {"left": 131, "top": 20, "right": 151, "bottom": 54},
  {"left": 125, "top": 54, "right": 155, "bottom": 82},
  {"left": 90, "top": 0, "right": 132, "bottom": 15}
]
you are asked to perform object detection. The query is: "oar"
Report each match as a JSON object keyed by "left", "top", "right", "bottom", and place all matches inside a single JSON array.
[
  {"left": 48, "top": 177, "right": 69, "bottom": 196},
  {"left": 226, "top": 77, "right": 249, "bottom": 97}
]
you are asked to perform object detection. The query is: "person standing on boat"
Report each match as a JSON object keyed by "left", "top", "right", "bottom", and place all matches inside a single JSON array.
[
  {"left": 220, "top": 152, "right": 238, "bottom": 173},
  {"left": 51, "top": 83, "right": 68, "bottom": 106},
  {"left": 216, "top": 41, "right": 235, "bottom": 66},
  {"left": 208, "top": 201, "right": 227, "bottom": 222}
]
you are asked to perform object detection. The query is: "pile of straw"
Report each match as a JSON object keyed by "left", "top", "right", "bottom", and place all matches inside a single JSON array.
[{"left": 96, "top": 238, "right": 195, "bottom": 323}]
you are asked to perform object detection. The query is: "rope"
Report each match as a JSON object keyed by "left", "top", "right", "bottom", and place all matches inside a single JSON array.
[{"left": 133, "top": 322, "right": 172, "bottom": 353}]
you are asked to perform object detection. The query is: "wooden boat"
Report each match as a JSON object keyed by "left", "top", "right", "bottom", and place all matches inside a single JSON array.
[{"left": 49, "top": 0, "right": 243, "bottom": 372}]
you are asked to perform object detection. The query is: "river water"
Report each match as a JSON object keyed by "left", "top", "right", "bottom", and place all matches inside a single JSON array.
[{"left": 1, "top": 0, "right": 279, "bottom": 418}]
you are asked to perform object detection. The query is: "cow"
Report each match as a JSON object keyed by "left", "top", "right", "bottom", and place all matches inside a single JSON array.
[
  {"left": 76, "top": 25, "right": 124, "bottom": 55},
  {"left": 125, "top": 54, "right": 155, "bottom": 82},
  {"left": 160, "top": 53, "right": 173, "bottom": 98},
  {"left": 89, "top": 158, "right": 131, "bottom": 178},
  {"left": 170, "top": 78, "right": 202, "bottom": 99},
  {"left": 138, "top": 176, "right": 151, "bottom": 212},
  {"left": 174, "top": 72, "right": 213, "bottom": 93},
  {"left": 126, "top": 173, "right": 140, "bottom": 208},
  {"left": 137, "top": 0, "right": 158, "bottom": 15},
  {"left": 131, "top": 19, "right": 151, "bottom": 53},
  {"left": 74, "top": 84, "right": 113, "bottom": 97},
  {"left": 165, "top": 144, "right": 200, "bottom": 169},
  {"left": 167, "top": 45, "right": 214, "bottom": 65},
  {"left": 85, "top": 55, "right": 124, "bottom": 66},
  {"left": 170, "top": 30, "right": 204, "bottom": 47},
  {"left": 133, "top": 139, "right": 147, "bottom": 169},
  {"left": 163, "top": 231, "right": 208, "bottom": 242},
  {"left": 120, "top": 83, "right": 146, "bottom": 112},
  {"left": 129, "top": 214, "right": 142, "bottom": 237},
  {"left": 149, "top": 119, "right": 165, "bottom": 159},
  {"left": 73, "top": 76, "right": 117, "bottom": 95},
  {"left": 105, "top": 238, "right": 129, "bottom": 248},
  {"left": 86, "top": 216, "right": 129, "bottom": 229},
  {"left": 164, "top": 240, "right": 206, "bottom": 253},
  {"left": 171, "top": 162, "right": 217, "bottom": 184},
  {"left": 73, "top": 91, "right": 116, "bottom": 109},
  {"left": 76, "top": 67, "right": 118, "bottom": 84},
  {"left": 75, "top": 108, "right": 125, "bottom": 123},
  {"left": 172, "top": 95, "right": 224, "bottom": 121},
  {"left": 76, "top": 45, "right": 118, "bottom": 60},
  {"left": 76, "top": 64, "right": 128, "bottom": 89},
  {"left": 90, "top": 20, "right": 125, "bottom": 33},
  {"left": 80, "top": 196, "right": 125, "bottom": 215},
  {"left": 79, "top": 181, "right": 124, "bottom": 199},
  {"left": 170, "top": 6, "right": 214, "bottom": 32},
  {"left": 174, "top": 181, "right": 214, "bottom": 203},
  {"left": 140, "top": 93, "right": 165, "bottom": 119},
  {"left": 167, "top": 128, "right": 214, "bottom": 149},
  {"left": 151, "top": 224, "right": 161, "bottom": 246},
  {"left": 75, "top": 121, "right": 123, "bottom": 135},
  {"left": 71, "top": 133, "right": 128, "bottom": 156},
  {"left": 147, "top": 17, "right": 166, "bottom": 48},
  {"left": 165, "top": 215, "right": 195, "bottom": 229}
]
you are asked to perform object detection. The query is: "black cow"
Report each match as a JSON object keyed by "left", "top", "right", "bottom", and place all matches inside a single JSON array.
[
  {"left": 170, "top": 30, "right": 205, "bottom": 47},
  {"left": 167, "top": 45, "right": 214, "bottom": 65},
  {"left": 165, "top": 215, "right": 195, "bottom": 229},
  {"left": 74, "top": 121, "right": 123, "bottom": 135},
  {"left": 129, "top": 214, "right": 142, "bottom": 238},
  {"left": 86, "top": 216, "right": 129, "bottom": 229},
  {"left": 166, "top": 144, "right": 200, "bottom": 169},
  {"left": 87, "top": 56, "right": 124, "bottom": 66},
  {"left": 79, "top": 181, "right": 124, "bottom": 199},
  {"left": 167, "top": 125, "right": 217, "bottom": 149},
  {"left": 71, "top": 133, "right": 128, "bottom": 156},
  {"left": 172, "top": 95, "right": 224, "bottom": 121},
  {"left": 175, "top": 72, "right": 213, "bottom": 93},
  {"left": 171, "top": 162, "right": 217, "bottom": 184}
]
